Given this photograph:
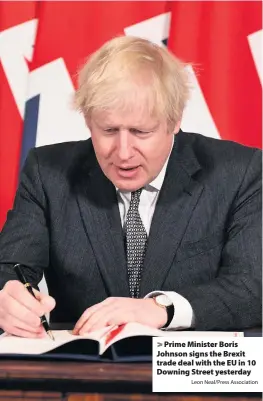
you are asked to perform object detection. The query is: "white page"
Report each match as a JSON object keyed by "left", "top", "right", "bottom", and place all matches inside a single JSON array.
[
  {"left": 0, "top": 324, "right": 243, "bottom": 355},
  {"left": 100, "top": 322, "right": 244, "bottom": 352},
  {"left": 0, "top": 326, "right": 113, "bottom": 355}
]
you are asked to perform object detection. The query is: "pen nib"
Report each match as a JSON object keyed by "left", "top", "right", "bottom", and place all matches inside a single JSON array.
[{"left": 47, "top": 330, "right": 55, "bottom": 341}]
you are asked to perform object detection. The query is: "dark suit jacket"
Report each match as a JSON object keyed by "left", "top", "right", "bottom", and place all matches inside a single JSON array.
[{"left": 0, "top": 131, "right": 261, "bottom": 330}]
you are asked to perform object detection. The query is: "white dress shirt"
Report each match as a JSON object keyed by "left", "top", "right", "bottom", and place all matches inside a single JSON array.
[{"left": 116, "top": 140, "right": 194, "bottom": 330}]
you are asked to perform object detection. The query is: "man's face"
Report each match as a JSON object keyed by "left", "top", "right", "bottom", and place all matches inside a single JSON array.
[{"left": 88, "top": 108, "right": 180, "bottom": 192}]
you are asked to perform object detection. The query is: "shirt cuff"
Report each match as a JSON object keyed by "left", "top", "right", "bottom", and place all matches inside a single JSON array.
[{"left": 144, "top": 290, "right": 195, "bottom": 330}]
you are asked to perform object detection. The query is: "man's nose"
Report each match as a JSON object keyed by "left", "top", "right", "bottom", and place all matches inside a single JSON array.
[{"left": 117, "top": 132, "right": 134, "bottom": 161}]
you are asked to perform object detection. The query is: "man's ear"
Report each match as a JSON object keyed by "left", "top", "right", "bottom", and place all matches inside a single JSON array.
[{"left": 170, "top": 119, "right": 181, "bottom": 135}]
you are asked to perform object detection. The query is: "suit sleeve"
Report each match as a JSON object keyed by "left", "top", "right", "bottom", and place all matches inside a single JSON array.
[
  {"left": 179, "top": 149, "right": 262, "bottom": 330},
  {"left": 0, "top": 149, "right": 49, "bottom": 289}
]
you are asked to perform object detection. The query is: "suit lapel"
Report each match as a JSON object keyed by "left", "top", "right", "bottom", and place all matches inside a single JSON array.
[
  {"left": 140, "top": 132, "right": 204, "bottom": 296},
  {"left": 76, "top": 152, "right": 129, "bottom": 297},
  {"left": 75, "top": 132, "right": 203, "bottom": 298}
]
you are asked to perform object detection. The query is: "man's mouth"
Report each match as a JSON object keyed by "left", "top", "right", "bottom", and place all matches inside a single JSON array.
[
  {"left": 119, "top": 166, "right": 138, "bottom": 171},
  {"left": 116, "top": 165, "right": 140, "bottom": 178}
]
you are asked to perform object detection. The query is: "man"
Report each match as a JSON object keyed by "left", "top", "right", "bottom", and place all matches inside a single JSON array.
[{"left": 0, "top": 36, "right": 261, "bottom": 338}]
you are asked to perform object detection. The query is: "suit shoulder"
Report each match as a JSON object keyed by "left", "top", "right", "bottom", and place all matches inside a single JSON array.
[
  {"left": 32, "top": 139, "right": 93, "bottom": 166},
  {"left": 23, "top": 139, "right": 94, "bottom": 173},
  {"left": 181, "top": 131, "right": 261, "bottom": 170},
  {"left": 22, "top": 139, "right": 94, "bottom": 186}
]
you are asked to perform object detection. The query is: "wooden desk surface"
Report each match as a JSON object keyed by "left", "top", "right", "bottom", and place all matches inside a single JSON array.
[{"left": 0, "top": 360, "right": 261, "bottom": 401}]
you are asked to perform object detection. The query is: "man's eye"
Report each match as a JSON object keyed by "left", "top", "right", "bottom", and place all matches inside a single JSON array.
[
  {"left": 130, "top": 128, "right": 149, "bottom": 134},
  {"left": 104, "top": 128, "right": 118, "bottom": 133}
]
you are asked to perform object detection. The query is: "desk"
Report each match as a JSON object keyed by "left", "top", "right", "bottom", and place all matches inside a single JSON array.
[
  {"left": 0, "top": 360, "right": 261, "bottom": 401},
  {"left": 0, "top": 327, "right": 261, "bottom": 400}
]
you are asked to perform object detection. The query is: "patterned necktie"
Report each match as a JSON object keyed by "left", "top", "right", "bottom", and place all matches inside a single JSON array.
[{"left": 125, "top": 189, "right": 148, "bottom": 298}]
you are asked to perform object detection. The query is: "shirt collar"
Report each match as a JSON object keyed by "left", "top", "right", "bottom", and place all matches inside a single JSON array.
[{"left": 116, "top": 135, "right": 174, "bottom": 194}]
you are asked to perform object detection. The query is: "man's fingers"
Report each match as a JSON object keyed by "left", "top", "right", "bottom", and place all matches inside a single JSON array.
[
  {"left": 4, "top": 325, "right": 46, "bottom": 339},
  {"left": 79, "top": 310, "right": 128, "bottom": 334},
  {"left": 0, "top": 281, "right": 56, "bottom": 339},
  {"left": 2, "top": 282, "right": 55, "bottom": 327},
  {"left": 73, "top": 302, "right": 107, "bottom": 333},
  {"left": 3, "top": 296, "right": 41, "bottom": 327},
  {"left": 5, "top": 281, "right": 46, "bottom": 316},
  {"left": 74, "top": 298, "right": 129, "bottom": 334},
  {"left": 76, "top": 304, "right": 125, "bottom": 334},
  {"left": 78, "top": 305, "right": 113, "bottom": 333},
  {"left": 72, "top": 297, "right": 162, "bottom": 335},
  {"left": 3, "top": 314, "right": 45, "bottom": 334},
  {"left": 34, "top": 289, "right": 56, "bottom": 313},
  {"left": 5, "top": 281, "right": 55, "bottom": 316},
  {"left": 79, "top": 315, "right": 111, "bottom": 334}
]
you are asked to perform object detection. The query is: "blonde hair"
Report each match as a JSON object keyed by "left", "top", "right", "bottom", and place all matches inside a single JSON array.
[{"left": 74, "top": 36, "right": 190, "bottom": 130}]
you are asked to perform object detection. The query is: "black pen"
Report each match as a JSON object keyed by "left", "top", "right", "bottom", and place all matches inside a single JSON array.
[{"left": 13, "top": 264, "right": 55, "bottom": 341}]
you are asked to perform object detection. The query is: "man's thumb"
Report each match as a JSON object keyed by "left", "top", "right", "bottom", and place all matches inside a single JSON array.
[{"left": 33, "top": 289, "right": 56, "bottom": 312}]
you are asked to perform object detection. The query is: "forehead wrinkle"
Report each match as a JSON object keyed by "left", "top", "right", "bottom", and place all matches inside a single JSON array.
[{"left": 92, "top": 107, "right": 160, "bottom": 129}]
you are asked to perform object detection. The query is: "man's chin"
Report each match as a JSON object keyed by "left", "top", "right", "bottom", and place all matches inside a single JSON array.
[{"left": 112, "top": 177, "right": 147, "bottom": 192}]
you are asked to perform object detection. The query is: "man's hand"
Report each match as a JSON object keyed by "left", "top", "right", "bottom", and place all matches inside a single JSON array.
[
  {"left": 73, "top": 297, "right": 167, "bottom": 335},
  {"left": 0, "top": 280, "right": 56, "bottom": 338}
]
